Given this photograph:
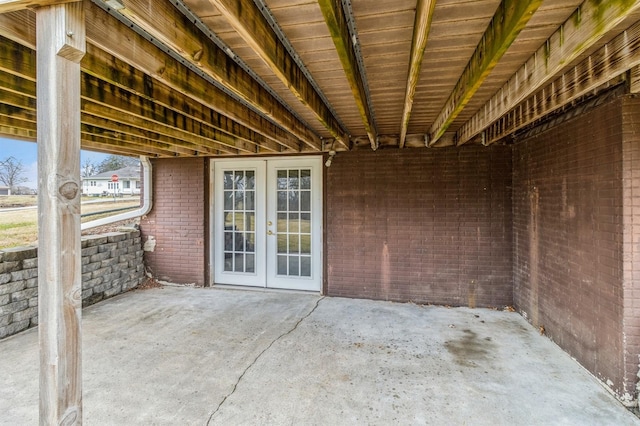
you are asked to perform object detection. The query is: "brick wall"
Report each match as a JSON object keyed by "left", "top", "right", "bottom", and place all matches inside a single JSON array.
[
  {"left": 512, "top": 97, "right": 627, "bottom": 398},
  {"left": 140, "top": 158, "right": 206, "bottom": 285},
  {"left": 622, "top": 96, "right": 640, "bottom": 403},
  {"left": 0, "top": 229, "right": 144, "bottom": 340},
  {"left": 325, "top": 147, "right": 513, "bottom": 307}
]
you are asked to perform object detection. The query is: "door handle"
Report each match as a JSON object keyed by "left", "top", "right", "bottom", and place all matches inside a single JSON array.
[{"left": 267, "top": 230, "right": 274, "bottom": 236}]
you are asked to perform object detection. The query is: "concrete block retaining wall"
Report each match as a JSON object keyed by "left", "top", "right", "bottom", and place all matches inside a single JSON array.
[{"left": 0, "top": 229, "right": 145, "bottom": 340}]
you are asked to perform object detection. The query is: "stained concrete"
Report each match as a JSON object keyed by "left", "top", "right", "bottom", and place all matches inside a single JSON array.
[{"left": 0, "top": 286, "right": 637, "bottom": 425}]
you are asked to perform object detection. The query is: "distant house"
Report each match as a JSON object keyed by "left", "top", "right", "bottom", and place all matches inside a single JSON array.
[
  {"left": 0, "top": 186, "right": 10, "bottom": 196},
  {"left": 82, "top": 166, "right": 141, "bottom": 196}
]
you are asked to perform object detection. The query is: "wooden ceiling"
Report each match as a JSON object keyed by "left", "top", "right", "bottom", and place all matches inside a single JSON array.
[{"left": 1, "top": 0, "right": 640, "bottom": 157}]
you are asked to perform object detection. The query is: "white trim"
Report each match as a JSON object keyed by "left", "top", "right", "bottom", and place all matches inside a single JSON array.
[{"left": 210, "top": 156, "right": 323, "bottom": 292}]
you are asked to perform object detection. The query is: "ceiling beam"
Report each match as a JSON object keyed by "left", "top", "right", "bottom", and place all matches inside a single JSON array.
[
  {"left": 457, "top": 0, "right": 640, "bottom": 146},
  {"left": 0, "top": 91, "right": 226, "bottom": 156},
  {"left": 208, "top": 0, "right": 350, "bottom": 149},
  {"left": 0, "top": 0, "right": 73, "bottom": 13},
  {"left": 0, "top": 37, "right": 240, "bottom": 155},
  {"left": 111, "top": 0, "right": 321, "bottom": 151},
  {"left": 399, "top": 0, "right": 436, "bottom": 149},
  {"left": 0, "top": 10, "right": 301, "bottom": 153},
  {"left": 318, "top": 0, "right": 377, "bottom": 150},
  {"left": 483, "top": 20, "right": 640, "bottom": 145},
  {"left": 427, "top": 0, "right": 542, "bottom": 146}
]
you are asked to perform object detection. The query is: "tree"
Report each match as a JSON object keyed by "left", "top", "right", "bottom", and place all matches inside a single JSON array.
[
  {"left": 81, "top": 158, "right": 98, "bottom": 178},
  {"left": 96, "top": 155, "right": 139, "bottom": 174},
  {"left": 0, "top": 156, "right": 27, "bottom": 192}
]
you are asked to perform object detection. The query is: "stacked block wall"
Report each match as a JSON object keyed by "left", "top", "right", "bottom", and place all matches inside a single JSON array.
[{"left": 0, "top": 229, "right": 144, "bottom": 340}]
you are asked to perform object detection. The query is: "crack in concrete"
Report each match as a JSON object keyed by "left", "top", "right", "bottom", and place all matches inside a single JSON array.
[{"left": 205, "top": 296, "right": 324, "bottom": 425}]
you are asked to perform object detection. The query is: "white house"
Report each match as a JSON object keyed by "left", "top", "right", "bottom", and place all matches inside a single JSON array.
[{"left": 82, "top": 166, "right": 141, "bottom": 196}]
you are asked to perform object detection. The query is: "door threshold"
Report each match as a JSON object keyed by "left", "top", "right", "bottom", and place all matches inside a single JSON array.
[{"left": 211, "top": 283, "right": 321, "bottom": 296}]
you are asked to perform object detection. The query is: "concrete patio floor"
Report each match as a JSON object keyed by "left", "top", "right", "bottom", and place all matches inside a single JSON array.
[{"left": 0, "top": 286, "right": 638, "bottom": 425}]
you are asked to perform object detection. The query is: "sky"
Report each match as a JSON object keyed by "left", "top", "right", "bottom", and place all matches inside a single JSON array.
[{"left": 0, "top": 137, "right": 109, "bottom": 190}]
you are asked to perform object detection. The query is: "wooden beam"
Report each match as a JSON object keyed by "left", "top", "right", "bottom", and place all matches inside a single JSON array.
[
  {"left": 428, "top": 0, "right": 542, "bottom": 146},
  {"left": 399, "top": 0, "right": 436, "bottom": 148},
  {"left": 208, "top": 0, "right": 349, "bottom": 149},
  {"left": 0, "top": 65, "right": 239, "bottom": 156},
  {"left": 0, "top": 33, "right": 290, "bottom": 155},
  {"left": 630, "top": 65, "right": 640, "bottom": 94},
  {"left": 457, "top": 0, "right": 640, "bottom": 146},
  {"left": 36, "top": 2, "right": 84, "bottom": 424},
  {"left": 318, "top": 0, "right": 377, "bottom": 150},
  {"left": 113, "top": 0, "right": 321, "bottom": 151},
  {"left": 0, "top": 9, "right": 303, "bottom": 153},
  {"left": 0, "top": 0, "right": 72, "bottom": 13},
  {"left": 482, "top": 20, "right": 640, "bottom": 145}
]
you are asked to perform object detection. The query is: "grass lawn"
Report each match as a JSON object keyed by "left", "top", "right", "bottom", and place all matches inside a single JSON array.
[{"left": 0, "top": 199, "right": 140, "bottom": 249}]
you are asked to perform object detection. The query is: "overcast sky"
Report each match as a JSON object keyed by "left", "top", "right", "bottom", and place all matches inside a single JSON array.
[{"left": 1, "top": 137, "right": 110, "bottom": 189}]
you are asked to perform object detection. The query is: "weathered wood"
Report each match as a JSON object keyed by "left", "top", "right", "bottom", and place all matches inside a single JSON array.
[
  {"left": 457, "top": 0, "right": 640, "bottom": 146},
  {"left": 209, "top": 0, "right": 349, "bottom": 149},
  {"left": 0, "top": 64, "right": 240, "bottom": 156},
  {"left": 114, "top": 0, "right": 320, "bottom": 151},
  {"left": 398, "top": 0, "right": 436, "bottom": 148},
  {"left": 0, "top": 31, "right": 289, "bottom": 155},
  {"left": 318, "top": 0, "right": 377, "bottom": 149},
  {"left": 0, "top": 8, "right": 301, "bottom": 154},
  {"left": 36, "top": 2, "right": 84, "bottom": 425},
  {"left": 0, "top": 0, "right": 73, "bottom": 13},
  {"left": 630, "top": 65, "right": 640, "bottom": 94},
  {"left": 481, "top": 20, "right": 640, "bottom": 145},
  {"left": 427, "top": 0, "right": 542, "bottom": 146}
]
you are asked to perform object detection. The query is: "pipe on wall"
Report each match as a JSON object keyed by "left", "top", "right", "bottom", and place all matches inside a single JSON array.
[{"left": 81, "top": 156, "right": 153, "bottom": 231}]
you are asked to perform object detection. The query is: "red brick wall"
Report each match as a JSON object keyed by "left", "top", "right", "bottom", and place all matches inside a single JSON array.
[
  {"left": 513, "top": 98, "right": 626, "bottom": 396},
  {"left": 325, "top": 147, "right": 513, "bottom": 307},
  {"left": 140, "top": 158, "right": 206, "bottom": 285},
  {"left": 622, "top": 96, "right": 640, "bottom": 402}
]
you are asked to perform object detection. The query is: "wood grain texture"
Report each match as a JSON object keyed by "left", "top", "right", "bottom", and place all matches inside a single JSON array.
[
  {"left": 482, "top": 20, "right": 640, "bottom": 145},
  {"left": 427, "top": 0, "right": 543, "bottom": 146},
  {"left": 318, "top": 0, "right": 377, "bottom": 149},
  {"left": 35, "top": 2, "right": 84, "bottom": 425},
  {"left": 399, "top": 0, "right": 436, "bottom": 148},
  {"left": 117, "top": 0, "right": 320, "bottom": 150},
  {"left": 208, "top": 0, "right": 349, "bottom": 148},
  {"left": 457, "top": 0, "right": 640, "bottom": 145},
  {"left": 0, "top": 0, "right": 73, "bottom": 13}
]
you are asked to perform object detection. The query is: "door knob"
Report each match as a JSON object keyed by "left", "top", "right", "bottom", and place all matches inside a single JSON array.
[
  {"left": 267, "top": 221, "right": 273, "bottom": 226},
  {"left": 267, "top": 230, "right": 274, "bottom": 235}
]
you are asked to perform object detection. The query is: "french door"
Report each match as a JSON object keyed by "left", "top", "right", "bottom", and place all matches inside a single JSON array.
[{"left": 212, "top": 157, "right": 322, "bottom": 291}]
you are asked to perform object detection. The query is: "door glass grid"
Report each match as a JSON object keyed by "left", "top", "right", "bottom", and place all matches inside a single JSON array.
[
  {"left": 223, "top": 170, "right": 256, "bottom": 273},
  {"left": 276, "top": 169, "right": 312, "bottom": 277}
]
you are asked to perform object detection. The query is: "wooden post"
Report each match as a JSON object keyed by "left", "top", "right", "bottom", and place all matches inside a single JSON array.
[{"left": 36, "top": 2, "right": 85, "bottom": 425}]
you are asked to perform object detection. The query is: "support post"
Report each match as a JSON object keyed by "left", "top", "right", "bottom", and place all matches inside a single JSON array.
[{"left": 36, "top": 2, "right": 85, "bottom": 424}]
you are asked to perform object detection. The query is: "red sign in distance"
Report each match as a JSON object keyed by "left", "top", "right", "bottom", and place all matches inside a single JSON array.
[{"left": 111, "top": 174, "right": 119, "bottom": 182}]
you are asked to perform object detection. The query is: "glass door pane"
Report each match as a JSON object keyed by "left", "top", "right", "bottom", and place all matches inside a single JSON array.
[
  {"left": 214, "top": 161, "right": 265, "bottom": 287},
  {"left": 266, "top": 158, "right": 321, "bottom": 291},
  {"left": 275, "top": 168, "right": 312, "bottom": 278}
]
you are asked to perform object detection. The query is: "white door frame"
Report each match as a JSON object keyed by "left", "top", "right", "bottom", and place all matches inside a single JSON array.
[{"left": 210, "top": 156, "right": 323, "bottom": 292}]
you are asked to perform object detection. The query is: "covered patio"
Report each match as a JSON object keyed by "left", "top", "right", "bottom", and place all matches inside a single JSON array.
[
  {"left": 3, "top": 0, "right": 640, "bottom": 422},
  {"left": 1, "top": 285, "right": 637, "bottom": 424}
]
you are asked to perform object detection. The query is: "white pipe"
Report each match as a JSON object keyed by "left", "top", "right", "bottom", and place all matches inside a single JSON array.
[{"left": 81, "top": 156, "right": 153, "bottom": 231}]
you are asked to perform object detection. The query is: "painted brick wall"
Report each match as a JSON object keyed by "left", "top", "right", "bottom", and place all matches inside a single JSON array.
[
  {"left": 140, "top": 158, "right": 206, "bottom": 285},
  {"left": 622, "top": 96, "right": 640, "bottom": 403},
  {"left": 325, "top": 147, "right": 513, "bottom": 307},
  {"left": 513, "top": 97, "right": 627, "bottom": 398}
]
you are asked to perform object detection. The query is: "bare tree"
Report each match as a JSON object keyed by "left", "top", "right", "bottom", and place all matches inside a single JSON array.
[
  {"left": 81, "top": 157, "right": 98, "bottom": 178},
  {"left": 0, "top": 156, "right": 27, "bottom": 192}
]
